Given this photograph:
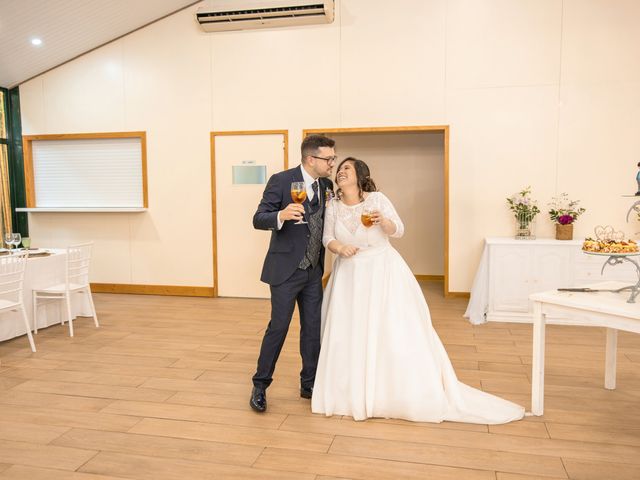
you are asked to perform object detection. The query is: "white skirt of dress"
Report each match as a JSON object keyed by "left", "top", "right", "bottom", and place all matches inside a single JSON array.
[{"left": 312, "top": 244, "right": 525, "bottom": 424}]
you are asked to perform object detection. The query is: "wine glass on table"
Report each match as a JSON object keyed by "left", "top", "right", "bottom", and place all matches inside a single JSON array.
[
  {"left": 5, "top": 233, "right": 21, "bottom": 253},
  {"left": 10, "top": 233, "right": 21, "bottom": 252},
  {"left": 290, "top": 182, "right": 308, "bottom": 225},
  {"left": 3, "top": 233, "right": 12, "bottom": 253}
]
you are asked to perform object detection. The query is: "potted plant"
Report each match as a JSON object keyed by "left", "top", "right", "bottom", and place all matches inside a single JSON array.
[
  {"left": 548, "top": 193, "right": 586, "bottom": 240},
  {"left": 507, "top": 186, "right": 540, "bottom": 239}
]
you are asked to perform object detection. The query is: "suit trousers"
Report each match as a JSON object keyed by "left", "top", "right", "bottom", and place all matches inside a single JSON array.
[{"left": 252, "top": 263, "right": 323, "bottom": 390}]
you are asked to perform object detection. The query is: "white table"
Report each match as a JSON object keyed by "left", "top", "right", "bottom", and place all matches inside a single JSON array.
[
  {"left": 0, "top": 250, "right": 93, "bottom": 343},
  {"left": 465, "top": 237, "right": 637, "bottom": 325},
  {"left": 529, "top": 281, "right": 640, "bottom": 415}
]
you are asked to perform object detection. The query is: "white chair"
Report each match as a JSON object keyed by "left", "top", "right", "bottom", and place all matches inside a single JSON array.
[
  {"left": 0, "top": 251, "right": 36, "bottom": 352},
  {"left": 33, "top": 243, "right": 99, "bottom": 337}
]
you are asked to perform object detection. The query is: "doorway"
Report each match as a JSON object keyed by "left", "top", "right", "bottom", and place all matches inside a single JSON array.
[
  {"left": 211, "top": 130, "right": 288, "bottom": 298},
  {"left": 303, "top": 126, "right": 450, "bottom": 295}
]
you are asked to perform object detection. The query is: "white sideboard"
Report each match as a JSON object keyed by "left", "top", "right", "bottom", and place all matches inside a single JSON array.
[{"left": 464, "top": 237, "right": 638, "bottom": 324}]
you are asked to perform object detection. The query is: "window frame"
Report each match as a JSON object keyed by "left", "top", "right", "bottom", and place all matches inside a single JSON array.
[{"left": 22, "top": 131, "right": 148, "bottom": 210}]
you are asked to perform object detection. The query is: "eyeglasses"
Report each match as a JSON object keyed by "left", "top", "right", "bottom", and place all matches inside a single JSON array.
[{"left": 311, "top": 155, "right": 337, "bottom": 164}]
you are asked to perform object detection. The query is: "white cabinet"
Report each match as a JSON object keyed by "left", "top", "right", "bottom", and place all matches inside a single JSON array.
[
  {"left": 489, "top": 245, "right": 531, "bottom": 313},
  {"left": 466, "top": 237, "right": 638, "bottom": 324}
]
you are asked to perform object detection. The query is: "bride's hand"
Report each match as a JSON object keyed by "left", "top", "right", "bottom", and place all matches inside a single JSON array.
[
  {"left": 339, "top": 244, "right": 359, "bottom": 258},
  {"left": 369, "top": 210, "right": 384, "bottom": 225},
  {"left": 368, "top": 211, "right": 396, "bottom": 235}
]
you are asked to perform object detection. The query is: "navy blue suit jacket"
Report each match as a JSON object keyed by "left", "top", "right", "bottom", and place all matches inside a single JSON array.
[{"left": 253, "top": 166, "right": 333, "bottom": 286}]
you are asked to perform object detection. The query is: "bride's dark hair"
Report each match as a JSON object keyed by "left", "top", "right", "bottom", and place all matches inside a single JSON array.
[{"left": 335, "top": 157, "right": 377, "bottom": 201}]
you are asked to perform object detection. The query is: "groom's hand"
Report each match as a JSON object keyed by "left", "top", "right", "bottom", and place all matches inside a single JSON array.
[
  {"left": 280, "top": 203, "right": 305, "bottom": 222},
  {"left": 339, "top": 245, "right": 359, "bottom": 258}
]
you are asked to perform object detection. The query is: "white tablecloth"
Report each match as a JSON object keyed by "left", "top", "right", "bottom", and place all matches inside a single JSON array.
[
  {"left": 464, "top": 237, "right": 639, "bottom": 325},
  {"left": 463, "top": 242, "right": 490, "bottom": 325},
  {"left": 0, "top": 250, "right": 93, "bottom": 342}
]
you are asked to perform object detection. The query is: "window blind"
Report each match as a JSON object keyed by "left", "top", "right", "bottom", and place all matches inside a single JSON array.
[{"left": 31, "top": 137, "right": 144, "bottom": 208}]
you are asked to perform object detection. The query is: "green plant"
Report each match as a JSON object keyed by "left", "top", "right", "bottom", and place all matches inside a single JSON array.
[
  {"left": 548, "top": 193, "right": 586, "bottom": 225},
  {"left": 507, "top": 186, "right": 540, "bottom": 225}
]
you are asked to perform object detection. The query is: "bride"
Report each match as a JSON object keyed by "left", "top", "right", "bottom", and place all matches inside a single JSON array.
[{"left": 311, "top": 157, "right": 524, "bottom": 424}]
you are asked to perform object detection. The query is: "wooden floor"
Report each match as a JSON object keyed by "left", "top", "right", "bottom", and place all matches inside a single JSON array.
[{"left": 0, "top": 281, "right": 639, "bottom": 480}]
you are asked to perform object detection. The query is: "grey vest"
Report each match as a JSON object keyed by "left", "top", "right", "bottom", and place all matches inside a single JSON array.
[{"left": 298, "top": 192, "right": 324, "bottom": 269}]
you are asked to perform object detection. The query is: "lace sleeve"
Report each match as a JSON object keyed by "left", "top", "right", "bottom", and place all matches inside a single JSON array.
[
  {"left": 322, "top": 199, "right": 337, "bottom": 247},
  {"left": 377, "top": 192, "right": 404, "bottom": 238}
]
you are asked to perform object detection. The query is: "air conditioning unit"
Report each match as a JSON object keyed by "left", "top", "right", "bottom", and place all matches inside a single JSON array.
[{"left": 195, "top": 0, "right": 334, "bottom": 32}]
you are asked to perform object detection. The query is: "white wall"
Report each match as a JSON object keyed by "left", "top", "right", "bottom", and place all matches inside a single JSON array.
[{"left": 19, "top": 0, "right": 640, "bottom": 292}]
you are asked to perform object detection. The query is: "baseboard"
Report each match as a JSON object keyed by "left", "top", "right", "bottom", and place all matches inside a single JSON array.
[
  {"left": 445, "top": 291, "right": 471, "bottom": 299},
  {"left": 91, "top": 283, "right": 215, "bottom": 297},
  {"left": 415, "top": 275, "right": 444, "bottom": 282}
]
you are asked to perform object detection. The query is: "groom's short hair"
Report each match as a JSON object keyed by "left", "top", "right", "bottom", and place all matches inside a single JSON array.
[{"left": 301, "top": 134, "right": 335, "bottom": 162}]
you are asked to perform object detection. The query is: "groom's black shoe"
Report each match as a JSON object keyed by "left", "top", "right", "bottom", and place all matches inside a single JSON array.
[
  {"left": 250, "top": 387, "right": 267, "bottom": 412},
  {"left": 300, "top": 386, "right": 313, "bottom": 399}
]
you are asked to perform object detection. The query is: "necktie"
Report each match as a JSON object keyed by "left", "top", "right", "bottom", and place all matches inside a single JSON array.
[{"left": 310, "top": 181, "right": 319, "bottom": 207}]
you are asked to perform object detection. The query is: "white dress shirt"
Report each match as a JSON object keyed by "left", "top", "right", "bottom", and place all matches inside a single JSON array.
[{"left": 277, "top": 165, "right": 318, "bottom": 230}]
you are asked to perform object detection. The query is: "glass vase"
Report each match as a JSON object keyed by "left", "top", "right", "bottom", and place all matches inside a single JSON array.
[{"left": 514, "top": 212, "right": 536, "bottom": 240}]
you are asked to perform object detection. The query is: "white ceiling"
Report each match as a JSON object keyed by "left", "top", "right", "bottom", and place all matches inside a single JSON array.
[{"left": 0, "top": 0, "right": 201, "bottom": 88}]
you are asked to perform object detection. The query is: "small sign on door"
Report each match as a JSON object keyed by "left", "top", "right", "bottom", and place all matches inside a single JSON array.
[{"left": 232, "top": 161, "right": 266, "bottom": 184}]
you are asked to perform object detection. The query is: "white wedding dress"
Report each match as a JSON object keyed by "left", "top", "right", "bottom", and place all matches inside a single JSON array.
[{"left": 312, "top": 192, "right": 525, "bottom": 424}]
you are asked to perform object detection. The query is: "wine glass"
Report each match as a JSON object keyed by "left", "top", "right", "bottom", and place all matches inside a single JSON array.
[
  {"left": 21, "top": 237, "right": 31, "bottom": 249},
  {"left": 3, "top": 233, "right": 12, "bottom": 252},
  {"left": 10, "top": 233, "right": 21, "bottom": 252},
  {"left": 361, "top": 207, "right": 374, "bottom": 228},
  {"left": 361, "top": 208, "right": 377, "bottom": 248},
  {"left": 290, "top": 182, "right": 308, "bottom": 225},
  {"left": 4, "top": 233, "right": 20, "bottom": 253}
]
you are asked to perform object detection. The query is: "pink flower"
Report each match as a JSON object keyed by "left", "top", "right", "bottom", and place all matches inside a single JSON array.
[{"left": 558, "top": 214, "right": 573, "bottom": 225}]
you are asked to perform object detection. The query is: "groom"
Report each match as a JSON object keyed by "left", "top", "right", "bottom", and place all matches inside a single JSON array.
[{"left": 250, "top": 134, "right": 336, "bottom": 413}]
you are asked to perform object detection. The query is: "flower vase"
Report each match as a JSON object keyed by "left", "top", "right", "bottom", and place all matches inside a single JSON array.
[
  {"left": 555, "top": 223, "right": 573, "bottom": 240},
  {"left": 514, "top": 212, "right": 536, "bottom": 240}
]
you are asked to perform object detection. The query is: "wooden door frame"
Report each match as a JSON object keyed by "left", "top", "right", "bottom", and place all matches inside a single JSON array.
[
  {"left": 303, "top": 125, "right": 453, "bottom": 297},
  {"left": 210, "top": 130, "right": 289, "bottom": 297}
]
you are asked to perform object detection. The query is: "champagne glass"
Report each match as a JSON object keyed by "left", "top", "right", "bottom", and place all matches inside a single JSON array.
[{"left": 290, "top": 182, "right": 308, "bottom": 225}]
